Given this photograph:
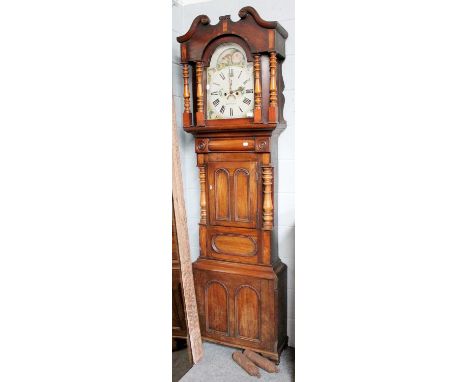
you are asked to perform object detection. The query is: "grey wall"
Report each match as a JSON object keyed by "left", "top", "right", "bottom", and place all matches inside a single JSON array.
[{"left": 172, "top": 0, "right": 295, "bottom": 347}]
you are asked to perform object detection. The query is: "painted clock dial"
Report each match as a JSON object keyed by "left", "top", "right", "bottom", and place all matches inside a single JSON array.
[{"left": 206, "top": 43, "right": 254, "bottom": 120}]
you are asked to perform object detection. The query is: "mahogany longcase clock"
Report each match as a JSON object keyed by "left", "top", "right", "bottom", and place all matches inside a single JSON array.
[{"left": 177, "top": 6, "right": 288, "bottom": 363}]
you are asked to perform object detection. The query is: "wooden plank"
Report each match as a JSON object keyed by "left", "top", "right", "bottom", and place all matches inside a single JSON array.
[{"left": 172, "top": 97, "right": 204, "bottom": 364}]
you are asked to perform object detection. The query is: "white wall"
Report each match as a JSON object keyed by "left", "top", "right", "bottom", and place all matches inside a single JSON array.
[{"left": 172, "top": 0, "right": 295, "bottom": 347}]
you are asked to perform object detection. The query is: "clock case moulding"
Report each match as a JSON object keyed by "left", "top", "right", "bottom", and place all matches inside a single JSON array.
[{"left": 177, "top": 6, "right": 289, "bottom": 363}]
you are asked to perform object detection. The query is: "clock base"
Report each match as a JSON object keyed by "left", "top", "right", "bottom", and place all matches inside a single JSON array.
[
  {"left": 201, "top": 335, "right": 288, "bottom": 365},
  {"left": 193, "top": 258, "right": 288, "bottom": 364}
]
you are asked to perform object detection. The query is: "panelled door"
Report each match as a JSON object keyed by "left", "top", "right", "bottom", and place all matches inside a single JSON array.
[
  {"left": 195, "top": 269, "right": 273, "bottom": 351},
  {"left": 207, "top": 160, "right": 258, "bottom": 228}
]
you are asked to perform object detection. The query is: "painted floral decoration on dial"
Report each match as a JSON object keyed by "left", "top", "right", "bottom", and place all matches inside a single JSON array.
[{"left": 207, "top": 43, "right": 254, "bottom": 120}]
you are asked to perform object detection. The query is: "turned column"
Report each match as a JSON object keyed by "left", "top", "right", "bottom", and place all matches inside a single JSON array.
[
  {"left": 182, "top": 64, "right": 192, "bottom": 127},
  {"left": 199, "top": 166, "right": 207, "bottom": 224},
  {"left": 195, "top": 62, "right": 205, "bottom": 126},
  {"left": 268, "top": 52, "right": 277, "bottom": 123},
  {"left": 253, "top": 54, "right": 262, "bottom": 123},
  {"left": 262, "top": 166, "right": 273, "bottom": 230}
]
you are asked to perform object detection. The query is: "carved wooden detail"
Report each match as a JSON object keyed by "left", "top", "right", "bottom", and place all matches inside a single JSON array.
[
  {"left": 196, "top": 62, "right": 203, "bottom": 113},
  {"left": 214, "top": 168, "right": 231, "bottom": 221},
  {"left": 262, "top": 166, "right": 273, "bottom": 230},
  {"left": 233, "top": 168, "right": 250, "bottom": 222},
  {"left": 253, "top": 54, "right": 262, "bottom": 123},
  {"left": 177, "top": 8, "right": 287, "bottom": 62},
  {"left": 211, "top": 233, "right": 257, "bottom": 257},
  {"left": 177, "top": 15, "right": 210, "bottom": 44},
  {"left": 208, "top": 161, "right": 257, "bottom": 229},
  {"left": 235, "top": 285, "right": 261, "bottom": 341},
  {"left": 199, "top": 166, "right": 207, "bottom": 224},
  {"left": 182, "top": 64, "right": 192, "bottom": 127},
  {"left": 205, "top": 281, "right": 229, "bottom": 335},
  {"left": 269, "top": 53, "right": 278, "bottom": 106},
  {"left": 208, "top": 139, "right": 254, "bottom": 152},
  {"left": 206, "top": 226, "right": 260, "bottom": 264},
  {"left": 196, "top": 138, "right": 270, "bottom": 153},
  {"left": 255, "top": 137, "right": 270, "bottom": 152},
  {"left": 238, "top": 6, "right": 288, "bottom": 38},
  {"left": 196, "top": 61, "right": 205, "bottom": 126},
  {"left": 196, "top": 138, "right": 208, "bottom": 152},
  {"left": 268, "top": 52, "right": 277, "bottom": 123}
]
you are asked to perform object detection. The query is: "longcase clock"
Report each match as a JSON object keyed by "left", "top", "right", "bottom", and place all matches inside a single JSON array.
[{"left": 176, "top": 6, "right": 288, "bottom": 363}]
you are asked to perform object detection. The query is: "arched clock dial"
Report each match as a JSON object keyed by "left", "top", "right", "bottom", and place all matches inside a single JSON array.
[{"left": 206, "top": 43, "right": 254, "bottom": 120}]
